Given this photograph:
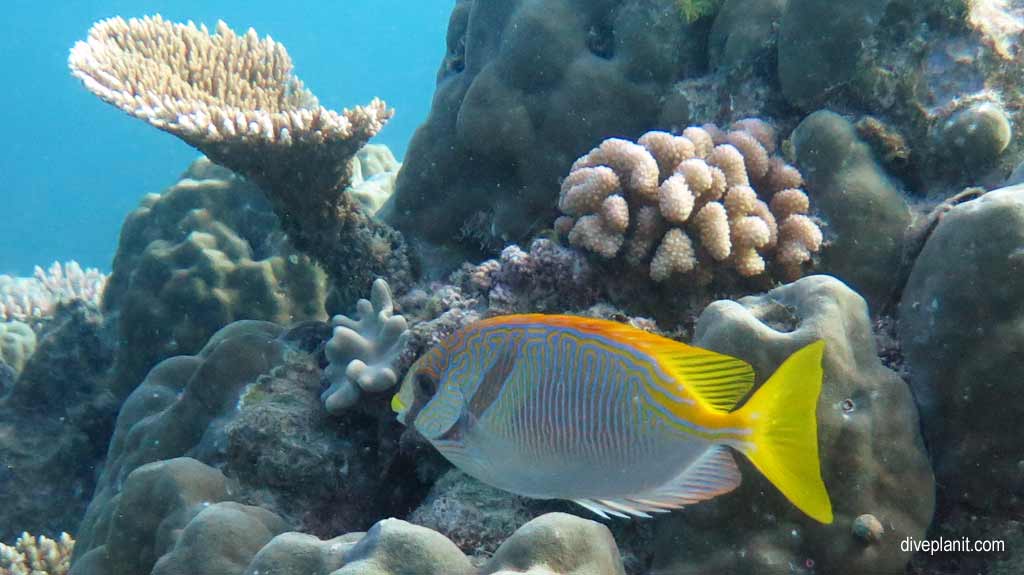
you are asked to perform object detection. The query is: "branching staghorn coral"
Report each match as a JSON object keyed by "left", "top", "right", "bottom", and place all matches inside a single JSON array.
[
  {"left": 0, "top": 532, "right": 74, "bottom": 575},
  {"left": 557, "top": 119, "right": 822, "bottom": 283},
  {"left": 69, "top": 15, "right": 411, "bottom": 303},
  {"left": 322, "top": 278, "right": 409, "bottom": 414},
  {"left": 0, "top": 262, "right": 107, "bottom": 324}
]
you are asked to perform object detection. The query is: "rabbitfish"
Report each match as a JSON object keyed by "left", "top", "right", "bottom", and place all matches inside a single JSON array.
[{"left": 392, "top": 314, "right": 833, "bottom": 523}]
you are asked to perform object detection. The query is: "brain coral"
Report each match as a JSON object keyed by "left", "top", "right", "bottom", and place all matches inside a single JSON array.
[
  {"left": 558, "top": 120, "right": 822, "bottom": 282},
  {"left": 102, "top": 157, "right": 328, "bottom": 399}
]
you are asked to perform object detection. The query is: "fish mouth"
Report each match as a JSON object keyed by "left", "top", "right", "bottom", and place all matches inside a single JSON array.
[{"left": 391, "top": 394, "right": 408, "bottom": 425}]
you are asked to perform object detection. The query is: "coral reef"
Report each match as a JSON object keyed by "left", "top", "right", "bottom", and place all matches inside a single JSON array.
[
  {"left": 349, "top": 144, "right": 402, "bottom": 214},
  {"left": 0, "top": 262, "right": 107, "bottom": 325},
  {"left": 0, "top": 532, "right": 74, "bottom": 575},
  {"left": 322, "top": 279, "right": 409, "bottom": 413},
  {"left": 792, "top": 111, "right": 912, "bottom": 312},
  {"left": 938, "top": 101, "right": 1014, "bottom": 174},
  {"left": 650, "top": 275, "right": 934, "bottom": 574},
  {"left": 777, "top": 0, "right": 1024, "bottom": 188},
  {"left": 70, "top": 457, "right": 280, "bottom": 575},
  {"left": 409, "top": 470, "right": 536, "bottom": 556},
  {"left": 74, "top": 318, "right": 430, "bottom": 555},
  {"left": 72, "top": 455, "right": 625, "bottom": 575},
  {"left": 0, "top": 322, "right": 35, "bottom": 374},
  {"left": 482, "top": 512, "right": 626, "bottom": 575},
  {"left": 387, "top": 0, "right": 700, "bottom": 264},
  {"left": 558, "top": 121, "right": 822, "bottom": 282},
  {"left": 26, "top": 3, "right": 1024, "bottom": 574},
  {"left": 899, "top": 184, "right": 1024, "bottom": 567},
  {"left": 707, "top": 0, "right": 786, "bottom": 72},
  {"left": 456, "top": 239, "right": 599, "bottom": 315},
  {"left": 332, "top": 519, "right": 474, "bottom": 575},
  {"left": 0, "top": 302, "right": 115, "bottom": 544},
  {"left": 101, "top": 157, "right": 327, "bottom": 399},
  {"left": 70, "top": 15, "right": 411, "bottom": 307}
]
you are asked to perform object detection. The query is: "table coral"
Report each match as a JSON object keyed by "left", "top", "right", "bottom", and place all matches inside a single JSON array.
[
  {"left": 558, "top": 120, "right": 822, "bottom": 283},
  {"left": 69, "top": 15, "right": 410, "bottom": 306},
  {"left": 322, "top": 278, "right": 409, "bottom": 413},
  {"left": 0, "top": 532, "right": 74, "bottom": 575}
]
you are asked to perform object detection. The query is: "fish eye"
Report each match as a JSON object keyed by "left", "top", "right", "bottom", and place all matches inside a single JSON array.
[{"left": 416, "top": 373, "right": 437, "bottom": 397}]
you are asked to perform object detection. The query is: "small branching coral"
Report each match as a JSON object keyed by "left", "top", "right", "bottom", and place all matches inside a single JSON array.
[
  {"left": 0, "top": 532, "right": 74, "bottom": 575},
  {"left": 556, "top": 119, "right": 822, "bottom": 284},
  {"left": 69, "top": 15, "right": 410, "bottom": 303},
  {"left": 322, "top": 278, "right": 409, "bottom": 413},
  {"left": 0, "top": 262, "right": 107, "bottom": 324}
]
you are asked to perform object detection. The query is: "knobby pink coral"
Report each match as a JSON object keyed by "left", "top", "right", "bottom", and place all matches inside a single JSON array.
[{"left": 558, "top": 119, "right": 822, "bottom": 282}]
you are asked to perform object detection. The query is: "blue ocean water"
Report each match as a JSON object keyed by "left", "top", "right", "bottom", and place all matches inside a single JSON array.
[{"left": 0, "top": 0, "right": 451, "bottom": 276}]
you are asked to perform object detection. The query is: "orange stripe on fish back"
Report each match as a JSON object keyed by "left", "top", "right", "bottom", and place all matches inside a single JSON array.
[{"left": 461, "top": 315, "right": 753, "bottom": 441}]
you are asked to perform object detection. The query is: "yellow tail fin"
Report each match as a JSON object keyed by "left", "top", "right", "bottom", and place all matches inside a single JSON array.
[{"left": 734, "top": 340, "right": 833, "bottom": 524}]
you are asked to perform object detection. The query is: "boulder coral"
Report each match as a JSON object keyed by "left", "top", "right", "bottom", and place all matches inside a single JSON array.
[
  {"left": 558, "top": 121, "right": 822, "bottom": 282},
  {"left": 792, "top": 111, "right": 911, "bottom": 313},
  {"left": 101, "top": 158, "right": 327, "bottom": 399},
  {"left": 899, "top": 185, "right": 1024, "bottom": 521},
  {"left": 387, "top": 0, "right": 699, "bottom": 264},
  {"left": 73, "top": 317, "right": 428, "bottom": 553},
  {"left": 70, "top": 457, "right": 285, "bottom": 575},
  {"left": 72, "top": 456, "right": 626, "bottom": 575},
  {"left": 69, "top": 15, "right": 410, "bottom": 304},
  {"left": 651, "top": 275, "right": 934, "bottom": 574}
]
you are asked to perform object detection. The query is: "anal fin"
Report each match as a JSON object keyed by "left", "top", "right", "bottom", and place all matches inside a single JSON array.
[{"left": 571, "top": 446, "right": 741, "bottom": 519}]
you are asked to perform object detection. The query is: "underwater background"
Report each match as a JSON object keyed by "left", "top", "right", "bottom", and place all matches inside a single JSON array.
[
  {"left": 2, "top": 1, "right": 1024, "bottom": 574},
  {"left": 0, "top": 0, "right": 451, "bottom": 275}
]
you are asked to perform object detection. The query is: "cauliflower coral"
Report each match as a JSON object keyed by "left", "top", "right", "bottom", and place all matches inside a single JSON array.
[{"left": 556, "top": 119, "right": 822, "bottom": 282}]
